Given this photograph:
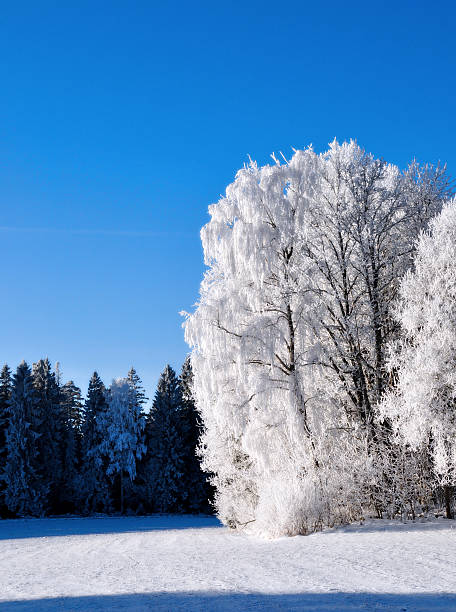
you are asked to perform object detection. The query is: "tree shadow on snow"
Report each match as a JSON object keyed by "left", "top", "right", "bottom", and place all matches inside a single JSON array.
[
  {"left": 1, "top": 592, "right": 456, "bottom": 611},
  {"left": 321, "top": 518, "right": 456, "bottom": 535},
  {"left": 0, "top": 515, "right": 222, "bottom": 540}
]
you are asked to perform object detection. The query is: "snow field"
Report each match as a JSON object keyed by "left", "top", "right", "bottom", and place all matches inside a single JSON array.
[{"left": 1, "top": 515, "right": 456, "bottom": 610}]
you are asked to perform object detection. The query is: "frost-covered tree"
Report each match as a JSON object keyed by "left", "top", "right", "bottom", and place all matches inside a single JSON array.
[
  {"left": 32, "top": 358, "right": 64, "bottom": 512},
  {"left": 4, "top": 362, "right": 46, "bottom": 516},
  {"left": 379, "top": 198, "right": 456, "bottom": 519},
  {"left": 184, "top": 141, "right": 452, "bottom": 535},
  {"left": 0, "top": 364, "right": 12, "bottom": 514},
  {"left": 80, "top": 372, "right": 112, "bottom": 513},
  {"left": 123, "top": 368, "right": 148, "bottom": 510},
  {"left": 99, "top": 378, "right": 145, "bottom": 514},
  {"left": 297, "top": 143, "right": 451, "bottom": 520},
  {"left": 299, "top": 142, "right": 451, "bottom": 437},
  {"left": 185, "top": 149, "right": 332, "bottom": 534},
  {"left": 146, "top": 365, "right": 190, "bottom": 512}
]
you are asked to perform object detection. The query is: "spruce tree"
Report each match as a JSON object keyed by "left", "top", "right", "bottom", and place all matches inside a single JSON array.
[
  {"left": 60, "top": 380, "right": 83, "bottom": 512},
  {"left": 98, "top": 378, "right": 145, "bottom": 514},
  {"left": 127, "top": 367, "right": 148, "bottom": 412},
  {"left": 4, "top": 362, "right": 47, "bottom": 516},
  {"left": 0, "top": 364, "right": 12, "bottom": 515},
  {"left": 179, "top": 356, "right": 213, "bottom": 513},
  {"left": 146, "top": 365, "right": 189, "bottom": 512},
  {"left": 80, "top": 372, "right": 112, "bottom": 513},
  {"left": 32, "top": 358, "right": 64, "bottom": 513},
  {"left": 125, "top": 367, "right": 147, "bottom": 511}
]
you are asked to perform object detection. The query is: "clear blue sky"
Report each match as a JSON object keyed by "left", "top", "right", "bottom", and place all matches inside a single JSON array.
[{"left": 0, "top": 1, "right": 455, "bottom": 404}]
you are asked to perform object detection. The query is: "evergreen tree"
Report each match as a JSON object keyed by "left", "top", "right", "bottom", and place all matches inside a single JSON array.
[
  {"left": 80, "top": 372, "right": 112, "bottom": 513},
  {"left": 4, "top": 362, "right": 46, "bottom": 516},
  {"left": 125, "top": 368, "right": 147, "bottom": 511},
  {"left": 127, "top": 367, "right": 148, "bottom": 412},
  {"left": 146, "top": 365, "right": 189, "bottom": 512},
  {"left": 0, "top": 364, "right": 12, "bottom": 515},
  {"left": 32, "top": 358, "right": 64, "bottom": 513},
  {"left": 179, "top": 356, "right": 213, "bottom": 513},
  {"left": 60, "top": 380, "right": 83, "bottom": 511},
  {"left": 99, "top": 378, "right": 145, "bottom": 514}
]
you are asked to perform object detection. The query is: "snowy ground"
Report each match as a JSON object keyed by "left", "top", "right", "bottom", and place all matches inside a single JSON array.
[{"left": 1, "top": 515, "right": 456, "bottom": 611}]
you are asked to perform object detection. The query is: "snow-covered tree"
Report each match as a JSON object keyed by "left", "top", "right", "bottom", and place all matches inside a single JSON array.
[
  {"left": 0, "top": 364, "right": 12, "bottom": 515},
  {"left": 99, "top": 378, "right": 145, "bottom": 514},
  {"left": 123, "top": 368, "right": 148, "bottom": 510},
  {"left": 184, "top": 148, "right": 333, "bottom": 534},
  {"left": 297, "top": 142, "right": 451, "bottom": 438},
  {"left": 184, "top": 141, "right": 452, "bottom": 535},
  {"left": 379, "top": 198, "right": 456, "bottom": 518},
  {"left": 146, "top": 365, "right": 190, "bottom": 512},
  {"left": 297, "top": 143, "right": 451, "bottom": 520},
  {"left": 80, "top": 372, "right": 112, "bottom": 513},
  {"left": 4, "top": 362, "right": 46, "bottom": 516}
]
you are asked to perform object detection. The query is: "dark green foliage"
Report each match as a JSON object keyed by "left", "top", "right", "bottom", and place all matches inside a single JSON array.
[
  {"left": 2, "top": 359, "right": 213, "bottom": 518},
  {"left": 32, "top": 358, "right": 64, "bottom": 513},
  {"left": 127, "top": 367, "right": 148, "bottom": 413},
  {"left": 145, "top": 365, "right": 190, "bottom": 512},
  {"left": 60, "top": 380, "right": 84, "bottom": 511},
  {"left": 4, "top": 362, "right": 47, "bottom": 516},
  {"left": 179, "top": 356, "right": 214, "bottom": 513},
  {"left": 80, "top": 372, "right": 112, "bottom": 513},
  {"left": 0, "top": 364, "right": 12, "bottom": 515}
]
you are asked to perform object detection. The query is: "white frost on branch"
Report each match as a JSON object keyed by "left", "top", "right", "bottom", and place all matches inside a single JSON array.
[
  {"left": 184, "top": 140, "right": 452, "bottom": 536},
  {"left": 380, "top": 198, "right": 456, "bottom": 487}
]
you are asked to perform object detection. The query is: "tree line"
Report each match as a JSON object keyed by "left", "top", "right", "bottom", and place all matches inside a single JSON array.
[{"left": 0, "top": 357, "right": 213, "bottom": 517}]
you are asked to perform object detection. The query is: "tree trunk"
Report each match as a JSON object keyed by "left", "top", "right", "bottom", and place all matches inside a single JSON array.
[
  {"left": 444, "top": 485, "right": 453, "bottom": 519},
  {"left": 120, "top": 472, "right": 124, "bottom": 515}
]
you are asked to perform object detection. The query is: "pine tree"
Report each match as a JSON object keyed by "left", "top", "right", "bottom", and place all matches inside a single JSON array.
[
  {"left": 32, "top": 358, "right": 64, "bottom": 513},
  {"left": 4, "top": 362, "right": 47, "bottom": 516},
  {"left": 99, "top": 378, "right": 145, "bottom": 514},
  {"left": 179, "top": 356, "right": 213, "bottom": 513},
  {"left": 0, "top": 364, "right": 12, "bottom": 515},
  {"left": 127, "top": 367, "right": 148, "bottom": 412},
  {"left": 146, "top": 365, "right": 189, "bottom": 512},
  {"left": 60, "top": 380, "right": 83, "bottom": 511},
  {"left": 80, "top": 372, "right": 112, "bottom": 513}
]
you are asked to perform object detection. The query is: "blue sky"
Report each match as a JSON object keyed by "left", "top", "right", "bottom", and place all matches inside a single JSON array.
[{"left": 0, "top": 1, "right": 455, "bottom": 403}]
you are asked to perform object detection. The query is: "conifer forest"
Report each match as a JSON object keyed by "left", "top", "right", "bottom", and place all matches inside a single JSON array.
[{"left": 0, "top": 358, "right": 212, "bottom": 518}]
